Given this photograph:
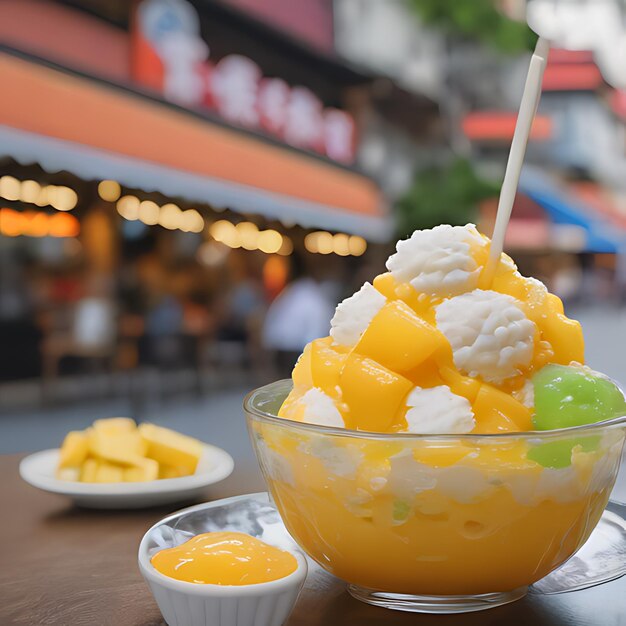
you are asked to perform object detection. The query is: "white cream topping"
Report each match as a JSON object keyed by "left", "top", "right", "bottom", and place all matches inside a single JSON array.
[
  {"left": 435, "top": 289, "right": 536, "bottom": 383},
  {"left": 330, "top": 282, "right": 386, "bottom": 347},
  {"left": 386, "top": 224, "right": 486, "bottom": 297},
  {"left": 298, "top": 388, "right": 345, "bottom": 428},
  {"left": 403, "top": 386, "right": 475, "bottom": 434},
  {"left": 301, "top": 436, "right": 363, "bottom": 478}
]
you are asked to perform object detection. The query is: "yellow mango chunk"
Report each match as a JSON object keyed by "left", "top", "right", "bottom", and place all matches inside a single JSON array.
[
  {"left": 372, "top": 272, "right": 398, "bottom": 299},
  {"left": 472, "top": 384, "right": 533, "bottom": 433},
  {"left": 92, "top": 417, "right": 137, "bottom": 435},
  {"left": 56, "top": 467, "right": 80, "bottom": 481},
  {"left": 339, "top": 354, "right": 413, "bottom": 432},
  {"left": 413, "top": 444, "right": 473, "bottom": 467},
  {"left": 124, "top": 458, "right": 159, "bottom": 482},
  {"left": 466, "top": 441, "right": 538, "bottom": 471},
  {"left": 531, "top": 338, "right": 556, "bottom": 372},
  {"left": 94, "top": 462, "right": 124, "bottom": 483},
  {"left": 58, "top": 431, "right": 89, "bottom": 469},
  {"left": 372, "top": 272, "right": 436, "bottom": 322},
  {"left": 278, "top": 388, "right": 304, "bottom": 419},
  {"left": 404, "top": 359, "right": 444, "bottom": 390},
  {"left": 532, "top": 291, "right": 584, "bottom": 365},
  {"left": 356, "top": 300, "right": 446, "bottom": 374},
  {"left": 292, "top": 343, "right": 313, "bottom": 388},
  {"left": 478, "top": 252, "right": 517, "bottom": 292},
  {"left": 139, "top": 423, "right": 203, "bottom": 475},
  {"left": 438, "top": 365, "right": 481, "bottom": 403},
  {"left": 310, "top": 337, "right": 348, "bottom": 392},
  {"left": 88, "top": 428, "right": 147, "bottom": 465},
  {"left": 157, "top": 465, "right": 189, "bottom": 480},
  {"left": 80, "top": 458, "right": 99, "bottom": 482},
  {"left": 540, "top": 314, "right": 584, "bottom": 365},
  {"left": 546, "top": 292, "right": 564, "bottom": 315}
]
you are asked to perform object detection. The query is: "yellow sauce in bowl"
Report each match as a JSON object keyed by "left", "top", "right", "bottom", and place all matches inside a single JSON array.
[{"left": 151, "top": 531, "right": 298, "bottom": 585}]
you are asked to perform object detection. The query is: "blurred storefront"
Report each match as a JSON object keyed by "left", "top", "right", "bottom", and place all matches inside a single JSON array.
[
  {"left": 459, "top": 45, "right": 626, "bottom": 301},
  {"left": 0, "top": 0, "right": 407, "bottom": 388}
]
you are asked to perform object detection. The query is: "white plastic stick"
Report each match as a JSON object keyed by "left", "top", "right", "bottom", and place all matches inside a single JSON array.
[{"left": 483, "top": 37, "right": 550, "bottom": 284}]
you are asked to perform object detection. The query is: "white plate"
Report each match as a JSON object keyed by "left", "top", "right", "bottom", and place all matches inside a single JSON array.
[{"left": 19, "top": 444, "right": 234, "bottom": 509}]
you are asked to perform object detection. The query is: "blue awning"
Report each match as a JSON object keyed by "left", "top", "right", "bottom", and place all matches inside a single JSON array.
[{"left": 519, "top": 168, "right": 626, "bottom": 253}]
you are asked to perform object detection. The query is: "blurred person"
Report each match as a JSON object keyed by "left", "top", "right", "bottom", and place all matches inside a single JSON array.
[
  {"left": 134, "top": 256, "right": 185, "bottom": 368},
  {"left": 215, "top": 251, "right": 266, "bottom": 367},
  {"left": 262, "top": 253, "right": 335, "bottom": 377},
  {"left": 41, "top": 270, "right": 117, "bottom": 389},
  {"left": 144, "top": 289, "right": 185, "bottom": 369}
]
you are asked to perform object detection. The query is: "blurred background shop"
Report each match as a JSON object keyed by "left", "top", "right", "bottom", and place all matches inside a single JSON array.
[{"left": 1, "top": 1, "right": 626, "bottom": 445}]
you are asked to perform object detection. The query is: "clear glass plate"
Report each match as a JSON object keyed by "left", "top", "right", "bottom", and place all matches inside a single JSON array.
[
  {"left": 608, "top": 451, "right": 626, "bottom": 505},
  {"left": 531, "top": 509, "right": 626, "bottom": 594}
]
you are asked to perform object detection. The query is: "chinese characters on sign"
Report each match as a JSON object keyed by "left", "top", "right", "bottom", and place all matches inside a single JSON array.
[{"left": 134, "top": 0, "right": 356, "bottom": 163}]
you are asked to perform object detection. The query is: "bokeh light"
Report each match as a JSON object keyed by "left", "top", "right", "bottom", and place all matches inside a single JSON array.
[
  {"left": 117, "top": 195, "right": 140, "bottom": 220},
  {"left": 138, "top": 200, "right": 160, "bottom": 225},
  {"left": 98, "top": 180, "right": 121, "bottom": 202}
]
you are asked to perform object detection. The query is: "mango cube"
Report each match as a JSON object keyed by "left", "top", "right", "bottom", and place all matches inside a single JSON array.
[
  {"left": 80, "top": 458, "right": 99, "bottom": 482},
  {"left": 94, "top": 462, "right": 124, "bottom": 483},
  {"left": 405, "top": 359, "right": 444, "bottom": 389},
  {"left": 56, "top": 467, "right": 80, "bottom": 481},
  {"left": 277, "top": 388, "right": 304, "bottom": 420},
  {"left": 139, "top": 423, "right": 203, "bottom": 475},
  {"left": 355, "top": 300, "right": 445, "bottom": 373},
  {"left": 124, "top": 458, "right": 159, "bottom": 482},
  {"left": 339, "top": 354, "right": 413, "bottom": 431},
  {"left": 372, "top": 272, "right": 436, "bottom": 322},
  {"left": 372, "top": 272, "right": 398, "bottom": 300},
  {"left": 540, "top": 313, "right": 584, "bottom": 366},
  {"left": 57, "top": 417, "right": 205, "bottom": 484},
  {"left": 472, "top": 384, "right": 533, "bottom": 433},
  {"left": 439, "top": 365, "right": 481, "bottom": 403},
  {"left": 58, "top": 431, "right": 89, "bottom": 469},
  {"left": 292, "top": 343, "right": 313, "bottom": 388},
  {"left": 157, "top": 465, "right": 188, "bottom": 480},
  {"left": 92, "top": 417, "right": 137, "bottom": 435},
  {"left": 310, "top": 337, "right": 348, "bottom": 392},
  {"left": 88, "top": 428, "right": 147, "bottom": 465}
]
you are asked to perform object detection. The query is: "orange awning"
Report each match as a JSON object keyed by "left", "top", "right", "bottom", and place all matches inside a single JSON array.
[
  {"left": 462, "top": 112, "right": 552, "bottom": 141},
  {"left": 0, "top": 53, "right": 389, "bottom": 240}
]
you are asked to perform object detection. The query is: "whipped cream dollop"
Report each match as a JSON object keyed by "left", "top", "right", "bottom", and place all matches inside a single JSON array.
[
  {"left": 435, "top": 289, "right": 536, "bottom": 383},
  {"left": 296, "top": 388, "right": 345, "bottom": 428},
  {"left": 330, "top": 282, "right": 386, "bottom": 347},
  {"left": 403, "top": 385, "right": 475, "bottom": 434},
  {"left": 386, "top": 224, "right": 486, "bottom": 298}
]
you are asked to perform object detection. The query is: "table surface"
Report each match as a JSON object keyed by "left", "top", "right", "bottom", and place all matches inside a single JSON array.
[{"left": 3, "top": 453, "right": 626, "bottom": 626}]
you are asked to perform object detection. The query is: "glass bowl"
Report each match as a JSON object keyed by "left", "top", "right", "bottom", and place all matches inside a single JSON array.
[{"left": 244, "top": 380, "right": 626, "bottom": 614}]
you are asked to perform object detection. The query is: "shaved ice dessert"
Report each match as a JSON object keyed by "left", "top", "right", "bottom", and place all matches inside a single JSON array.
[{"left": 245, "top": 225, "right": 626, "bottom": 607}]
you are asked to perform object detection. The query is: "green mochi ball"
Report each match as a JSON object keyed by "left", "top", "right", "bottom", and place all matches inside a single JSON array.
[
  {"left": 527, "top": 436, "right": 599, "bottom": 469},
  {"left": 532, "top": 364, "right": 626, "bottom": 431}
]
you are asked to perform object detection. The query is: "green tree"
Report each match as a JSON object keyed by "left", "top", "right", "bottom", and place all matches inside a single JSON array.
[
  {"left": 408, "top": 0, "right": 537, "bottom": 53},
  {"left": 395, "top": 157, "right": 500, "bottom": 236}
]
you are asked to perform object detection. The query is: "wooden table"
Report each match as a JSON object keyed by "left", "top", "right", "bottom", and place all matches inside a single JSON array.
[{"left": 3, "top": 453, "right": 626, "bottom": 626}]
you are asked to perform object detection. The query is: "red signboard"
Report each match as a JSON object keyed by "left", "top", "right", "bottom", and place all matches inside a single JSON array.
[
  {"left": 221, "top": 0, "right": 335, "bottom": 53},
  {"left": 132, "top": 0, "right": 355, "bottom": 164}
]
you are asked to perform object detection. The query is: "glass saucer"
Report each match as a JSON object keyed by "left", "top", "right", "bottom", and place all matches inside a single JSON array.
[{"left": 531, "top": 509, "right": 626, "bottom": 594}]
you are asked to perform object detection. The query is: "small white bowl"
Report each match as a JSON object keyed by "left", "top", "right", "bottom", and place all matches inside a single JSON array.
[
  {"left": 19, "top": 444, "right": 234, "bottom": 508},
  {"left": 138, "top": 493, "right": 307, "bottom": 626}
]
